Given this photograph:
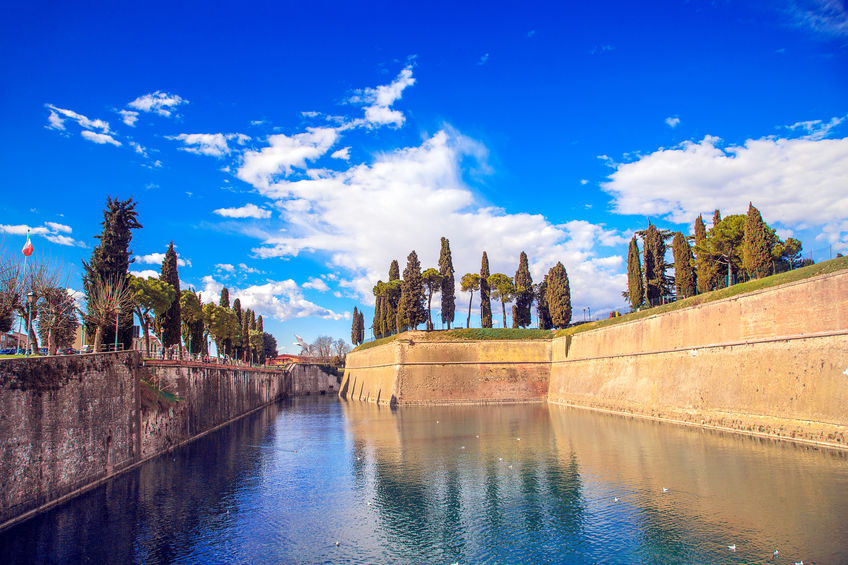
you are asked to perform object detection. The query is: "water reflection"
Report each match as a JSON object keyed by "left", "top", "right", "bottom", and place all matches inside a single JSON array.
[{"left": 1, "top": 398, "right": 846, "bottom": 564}]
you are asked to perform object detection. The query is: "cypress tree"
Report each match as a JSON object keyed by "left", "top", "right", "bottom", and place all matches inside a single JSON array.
[
  {"left": 372, "top": 283, "right": 383, "bottom": 339},
  {"left": 386, "top": 261, "right": 401, "bottom": 333},
  {"left": 743, "top": 202, "right": 772, "bottom": 278},
  {"left": 389, "top": 260, "right": 400, "bottom": 281},
  {"left": 640, "top": 223, "right": 672, "bottom": 306},
  {"left": 358, "top": 310, "right": 365, "bottom": 344},
  {"left": 712, "top": 209, "right": 722, "bottom": 229},
  {"left": 438, "top": 237, "right": 456, "bottom": 329},
  {"left": 232, "top": 298, "right": 242, "bottom": 359},
  {"left": 626, "top": 236, "right": 644, "bottom": 310},
  {"left": 241, "top": 309, "right": 250, "bottom": 361},
  {"left": 352, "top": 307, "right": 359, "bottom": 345},
  {"left": 546, "top": 262, "right": 572, "bottom": 329},
  {"left": 536, "top": 276, "right": 552, "bottom": 330},
  {"left": 694, "top": 215, "right": 710, "bottom": 294},
  {"left": 249, "top": 308, "right": 256, "bottom": 331},
  {"left": 159, "top": 241, "right": 182, "bottom": 349},
  {"left": 397, "top": 250, "right": 426, "bottom": 330},
  {"left": 220, "top": 287, "right": 230, "bottom": 309},
  {"left": 257, "top": 315, "right": 263, "bottom": 333},
  {"left": 82, "top": 196, "right": 142, "bottom": 349},
  {"left": 514, "top": 251, "right": 533, "bottom": 328},
  {"left": 672, "top": 232, "right": 696, "bottom": 299},
  {"left": 218, "top": 287, "right": 231, "bottom": 355},
  {"left": 480, "top": 251, "right": 492, "bottom": 328}
]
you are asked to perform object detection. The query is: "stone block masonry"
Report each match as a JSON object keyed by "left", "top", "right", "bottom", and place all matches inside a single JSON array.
[
  {"left": 342, "top": 269, "right": 848, "bottom": 449},
  {"left": 0, "top": 356, "right": 336, "bottom": 531}
]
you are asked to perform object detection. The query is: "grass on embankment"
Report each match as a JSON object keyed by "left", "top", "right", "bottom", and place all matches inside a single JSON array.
[
  {"left": 354, "top": 256, "right": 847, "bottom": 351},
  {"left": 555, "top": 255, "right": 848, "bottom": 338}
]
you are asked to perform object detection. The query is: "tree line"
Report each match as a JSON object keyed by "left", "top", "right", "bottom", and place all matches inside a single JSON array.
[
  {"left": 625, "top": 203, "right": 806, "bottom": 310},
  {"left": 350, "top": 238, "right": 574, "bottom": 344},
  {"left": 0, "top": 197, "right": 280, "bottom": 361}
]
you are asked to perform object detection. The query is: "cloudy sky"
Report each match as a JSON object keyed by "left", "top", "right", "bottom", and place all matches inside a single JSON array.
[{"left": 1, "top": 1, "right": 846, "bottom": 350}]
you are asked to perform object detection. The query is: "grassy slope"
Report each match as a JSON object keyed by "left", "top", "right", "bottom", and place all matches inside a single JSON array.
[{"left": 354, "top": 256, "right": 847, "bottom": 352}]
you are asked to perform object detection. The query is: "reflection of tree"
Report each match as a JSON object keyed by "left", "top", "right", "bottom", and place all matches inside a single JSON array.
[
  {"left": 484, "top": 456, "right": 502, "bottom": 530},
  {"left": 439, "top": 466, "right": 466, "bottom": 556},
  {"left": 373, "top": 459, "right": 433, "bottom": 554},
  {"left": 545, "top": 451, "right": 586, "bottom": 538},
  {"left": 520, "top": 457, "right": 543, "bottom": 531}
]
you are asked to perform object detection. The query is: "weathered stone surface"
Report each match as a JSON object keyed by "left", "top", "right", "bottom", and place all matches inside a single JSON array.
[{"left": 342, "top": 270, "right": 848, "bottom": 449}]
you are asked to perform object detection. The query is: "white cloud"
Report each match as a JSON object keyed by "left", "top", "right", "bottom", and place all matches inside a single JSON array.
[
  {"left": 785, "top": 115, "right": 845, "bottom": 140},
  {"left": 199, "top": 275, "right": 345, "bottom": 321},
  {"left": 331, "top": 146, "right": 351, "bottom": 160},
  {"left": 788, "top": 0, "right": 848, "bottom": 37},
  {"left": 236, "top": 127, "right": 338, "bottom": 187},
  {"left": 81, "top": 130, "right": 122, "bottom": 146},
  {"left": 580, "top": 179, "right": 589, "bottom": 185},
  {"left": 45, "top": 221, "right": 72, "bottom": 233},
  {"left": 665, "top": 116, "right": 681, "bottom": 128},
  {"left": 216, "top": 263, "right": 235, "bottom": 273},
  {"left": 602, "top": 131, "right": 848, "bottom": 247},
  {"left": 137, "top": 252, "right": 191, "bottom": 267},
  {"left": 243, "top": 129, "right": 628, "bottom": 312},
  {"left": 0, "top": 222, "right": 84, "bottom": 247},
  {"left": 213, "top": 204, "right": 272, "bottom": 219},
  {"left": 119, "top": 110, "right": 139, "bottom": 126},
  {"left": 45, "top": 104, "right": 111, "bottom": 133},
  {"left": 351, "top": 66, "right": 416, "bottom": 128},
  {"left": 168, "top": 133, "right": 250, "bottom": 157},
  {"left": 303, "top": 277, "right": 330, "bottom": 292},
  {"left": 127, "top": 91, "right": 187, "bottom": 117},
  {"left": 238, "top": 263, "right": 261, "bottom": 274},
  {"left": 130, "top": 269, "right": 160, "bottom": 279},
  {"left": 129, "top": 141, "right": 148, "bottom": 156}
]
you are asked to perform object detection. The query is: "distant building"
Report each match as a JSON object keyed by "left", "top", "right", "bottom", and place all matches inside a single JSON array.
[
  {"left": 267, "top": 354, "right": 309, "bottom": 366},
  {"left": 1, "top": 330, "right": 26, "bottom": 349}
]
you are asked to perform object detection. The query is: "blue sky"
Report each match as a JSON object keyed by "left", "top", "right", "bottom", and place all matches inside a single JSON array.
[{"left": 1, "top": 0, "right": 846, "bottom": 351}]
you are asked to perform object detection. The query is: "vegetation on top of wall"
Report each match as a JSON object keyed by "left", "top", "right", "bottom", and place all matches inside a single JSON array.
[
  {"left": 556, "top": 255, "right": 848, "bottom": 338},
  {"left": 353, "top": 328, "right": 555, "bottom": 352}
]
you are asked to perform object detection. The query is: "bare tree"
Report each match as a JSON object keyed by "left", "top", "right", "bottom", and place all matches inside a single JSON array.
[{"left": 37, "top": 287, "right": 79, "bottom": 354}]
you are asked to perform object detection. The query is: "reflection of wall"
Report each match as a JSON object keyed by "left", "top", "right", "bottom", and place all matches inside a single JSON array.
[
  {"left": 0, "top": 352, "right": 140, "bottom": 528},
  {"left": 546, "top": 403, "right": 848, "bottom": 558},
  {"left": 0, "top": 355, "right": 336, "bottom": 531},
  {"left": 550, "top": 270, "right": 848, "bottom": 447},
  {"left": 341, "top": 335, "right": 550, "bottom": 405},
  {"left": 343, "top": 270, "right": 848, "bottom": 449}
]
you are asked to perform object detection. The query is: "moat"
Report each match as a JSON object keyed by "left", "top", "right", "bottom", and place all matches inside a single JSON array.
[{"left": 2, "top": 396, "right": 846, "bottom": 564}]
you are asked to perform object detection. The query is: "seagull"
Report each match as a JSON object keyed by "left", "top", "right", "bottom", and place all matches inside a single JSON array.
[
  {"left": 436, "top": 420, "right": 439, "bottom": 424},
  {"left": 498, "top": 457, "right": 503, "bottom": 461},
  {"left": 795, "top": 561, "right": 803, "bottom": 565},
  {"left": 516, "top": 437, "right": 521, "bottom": 441},
  {"left": 614, "top": 497, "right": 620, "bottom": 502},
  {"left": 460, "top": 446, "right": 466, "bottom": 450},
  {"left": 728, "top": 544, "right": 736, "bottom": 551},
  {"left": 476, "top": 435, "right": 479, "bottom": 438},
  {"left": 662, "top": 487, "right": 669, "bottom": 493},
  {"left": 335, "top": 541, "right": 340, "bottom": 546},
  {"left": 508, "top": 464, "right": 513, "bottom": 469},
  {"left": 773, "top": 549, "right": 779, "bottom": 558}
]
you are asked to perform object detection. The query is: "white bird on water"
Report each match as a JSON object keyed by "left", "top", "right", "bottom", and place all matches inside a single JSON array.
[
  {"left": 773, "top": 549, "right": 779, "bottom": 558},
  {"left": 728, "top": 544, "right": 736, "bottom": 551},
  {"left": 662, "top": 487, "right": 669, "bottom": 493},
  {"left": 795, "top": 561, "right": 803, "bottom": 565},
  {"left": 614, "top": 497, "right": 620, "bottom": 502}
]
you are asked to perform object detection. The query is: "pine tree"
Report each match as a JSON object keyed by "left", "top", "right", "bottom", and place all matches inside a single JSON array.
[
  {"left": 438, "top": 237, "right": 456, "bottom": 329},
  {"left": 694, "top": 215, "right": 711, "bottom": 294},
  {"left": 487, "top": 273, "right": 515, "bottom": 328},
  {"left": 480, "top": 251, "right": 492, "bottom": 328},
  {"left": 158, "top": 242, "right": 182, "bottom": 349},
  {"left": 352, "top": 307, "right": 359, "bottom": 344},
  {"left": 546, "top": 262, "right": 572, "bottom": 329},
  {"left": 513, "top": 251, "right": 533, "bottom": 328},
  {"left": 82, "top": 196, "right": 142, "bottom": 349},
  {"left": 397, "top": 250, "right": 426, "bottom": 330},
  {"left": 743, "top": 202, "right": 772, "bottom": 279},
  {"left": 460, "top": 273, "right": 480, "bottom": 329},
  {"left": 626, "top": 236, "right": 644, "bottom": 310},
  {"left": 672, "top": 232, "right": 696, "bottom": 299},
  {"left": 536, "top": 276, "right": 552, "bottom": 330}
]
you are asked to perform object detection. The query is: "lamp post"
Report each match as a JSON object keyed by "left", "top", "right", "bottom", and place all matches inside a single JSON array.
[{"left": 25, "top": 291, "right": 35, "bottom": 356}]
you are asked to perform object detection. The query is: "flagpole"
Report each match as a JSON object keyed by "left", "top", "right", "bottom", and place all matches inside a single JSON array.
[{"left": 17, "top": 229, "right": 32, "bottom": 355}]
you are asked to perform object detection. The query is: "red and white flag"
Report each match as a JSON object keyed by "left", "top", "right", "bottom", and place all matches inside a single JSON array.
[{"left": 21, "top": 230, "right": 34, "bottom": 257}]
